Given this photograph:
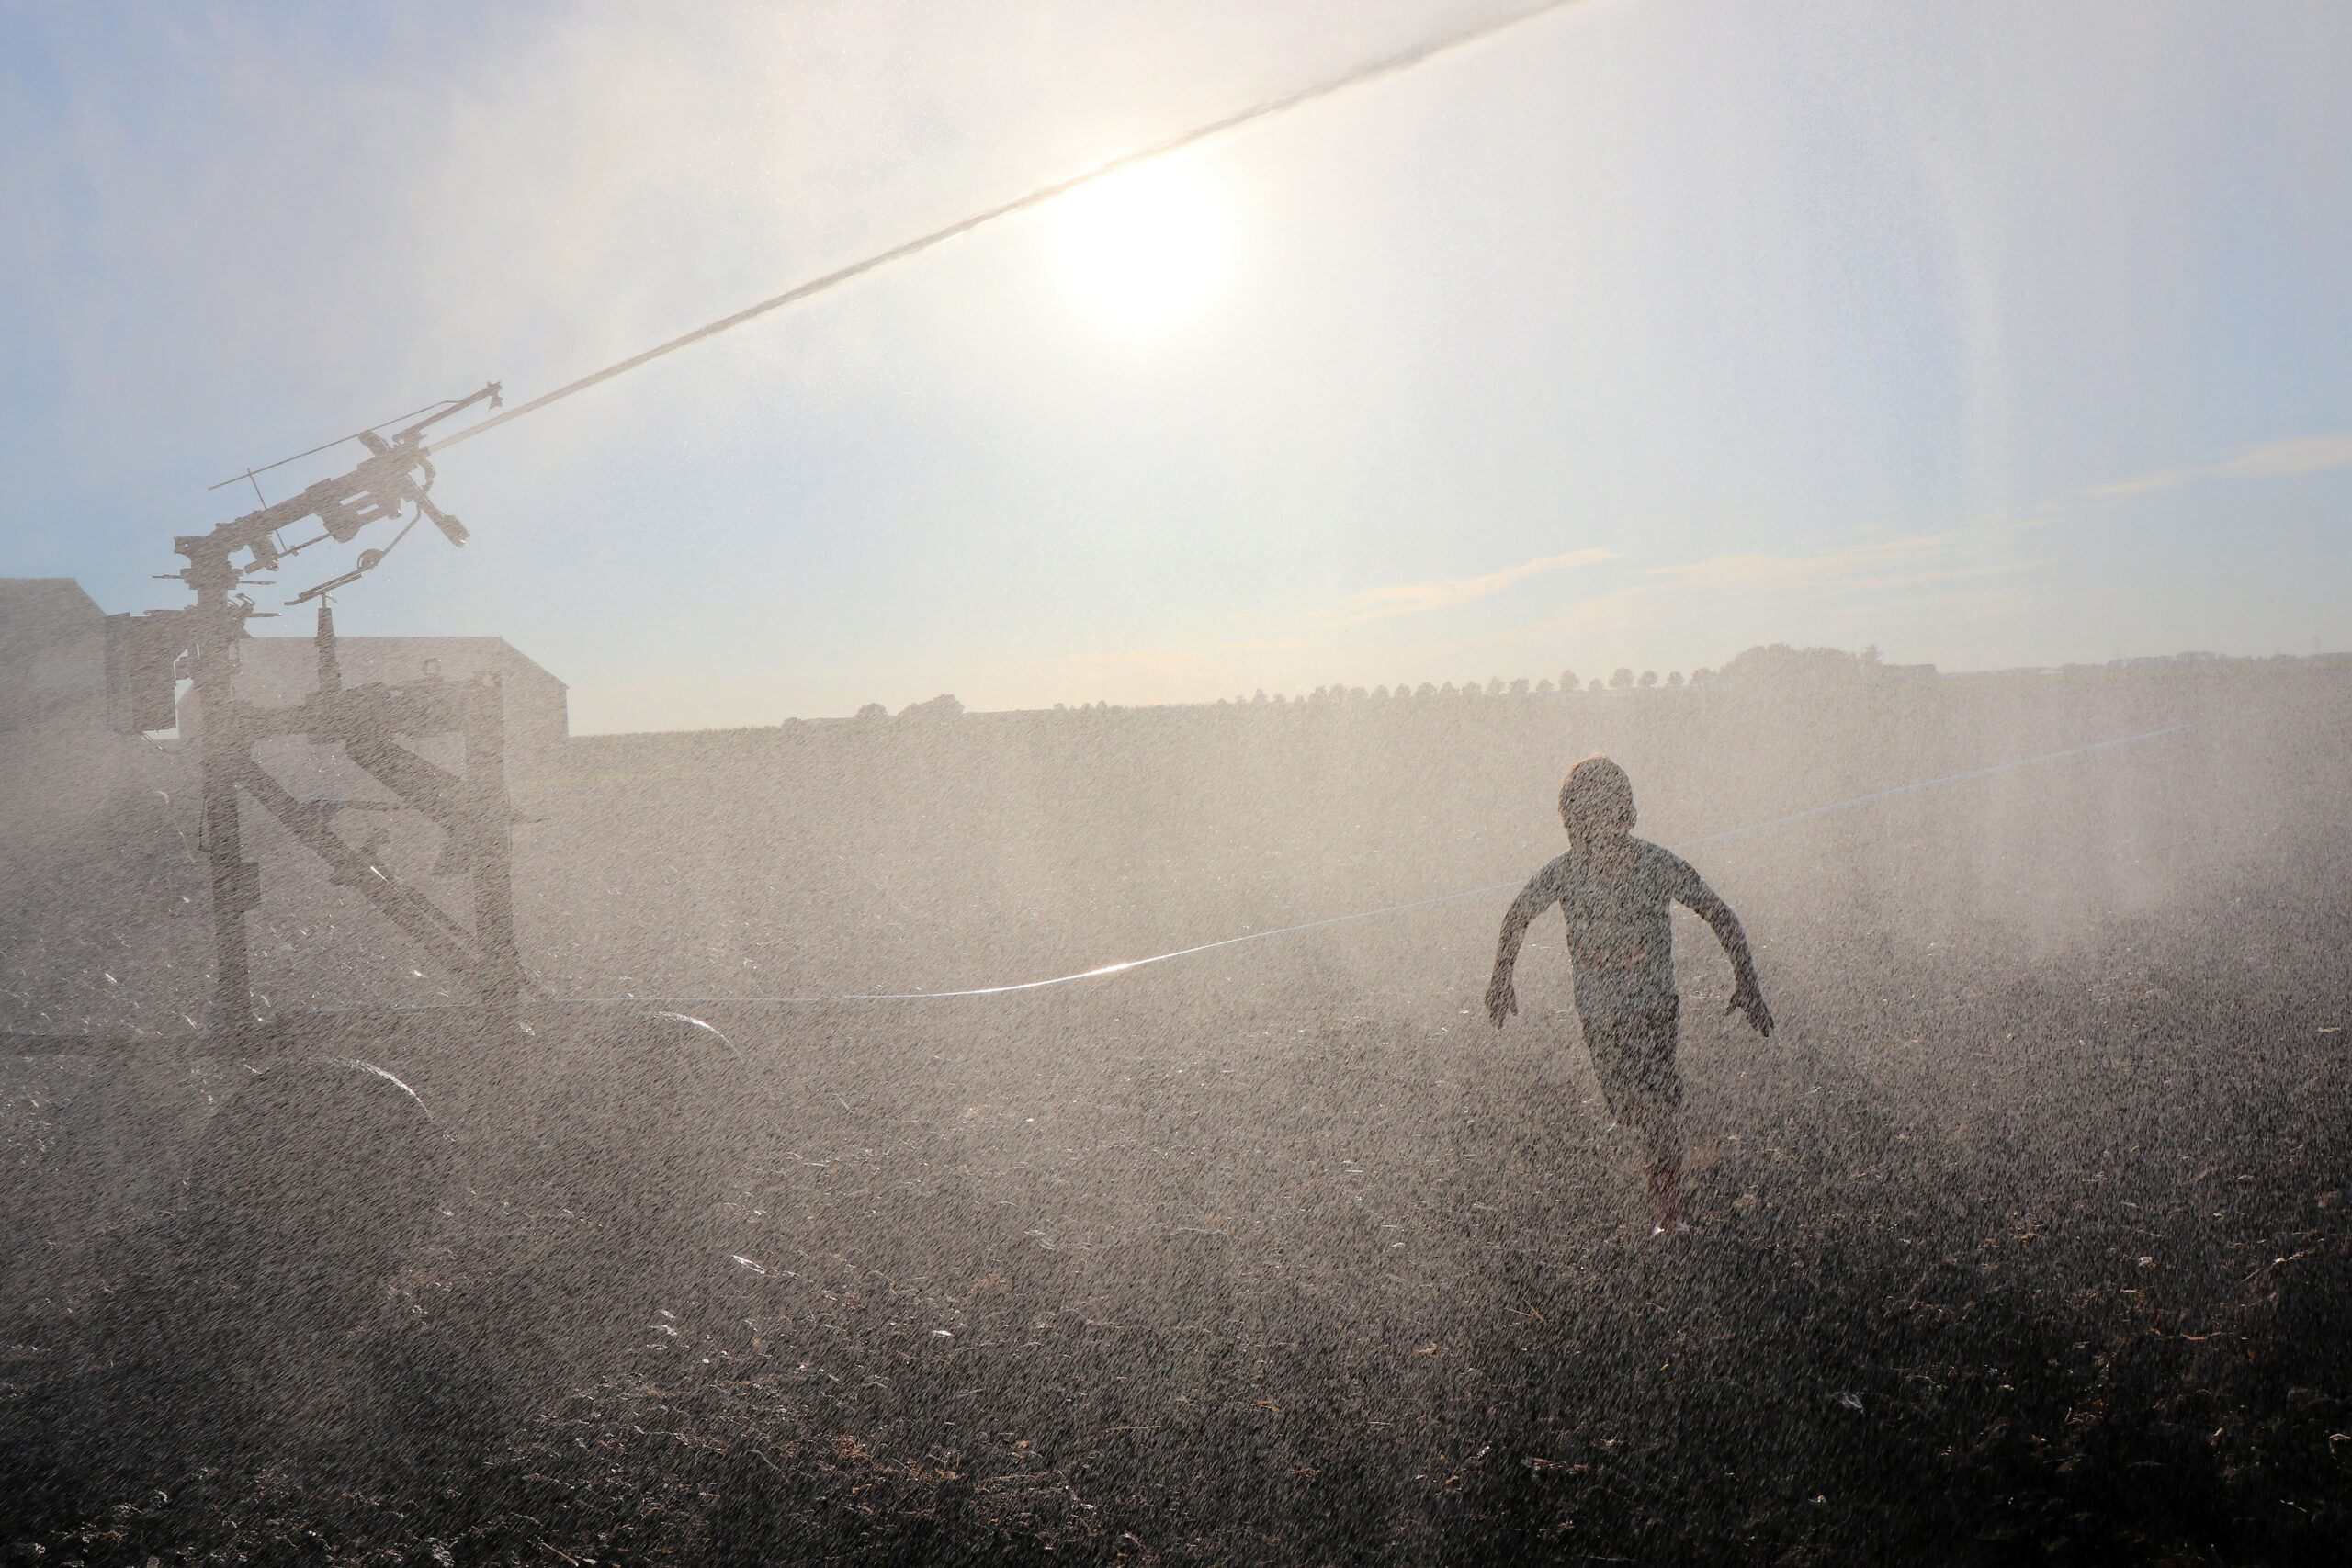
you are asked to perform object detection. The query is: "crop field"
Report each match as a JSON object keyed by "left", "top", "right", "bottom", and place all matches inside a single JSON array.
[{"left": 5, "top": 672, "right": 2350, "bottom": 1564}]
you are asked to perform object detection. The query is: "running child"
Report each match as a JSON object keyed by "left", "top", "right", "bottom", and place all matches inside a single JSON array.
[{"left": 1486, "top": 755, "right": 1773, "bottom": 1235}]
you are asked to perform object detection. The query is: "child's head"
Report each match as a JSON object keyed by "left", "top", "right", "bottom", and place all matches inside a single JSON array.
[{"left": 1559, "top": 755, "right": 1636, "bottom": 840}]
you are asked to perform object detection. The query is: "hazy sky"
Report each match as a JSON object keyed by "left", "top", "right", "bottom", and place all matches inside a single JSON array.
[{"left": 4, "top": 0, "right": 2346, "bottom": 730}]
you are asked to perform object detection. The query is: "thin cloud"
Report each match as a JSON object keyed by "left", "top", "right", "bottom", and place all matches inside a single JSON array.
[
  {"left": 1454, "top": 529, "right": 2037, "bottom": 656},
  {"left": 1344, "top": 547, "right": 1614, "bottom": 622},
  {"left": 2083, "top": 431, "right": 2352, "bottom": 503},
  {"left": 1641, "top": 534, "right": 2023, "bottom": 594}
]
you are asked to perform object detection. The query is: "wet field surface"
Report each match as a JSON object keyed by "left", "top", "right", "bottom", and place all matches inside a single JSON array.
[
  {"left": 6, "top": 674, "right": 2350, "bottom": 1562},
  {"left": 6, "top": 849, "right": 2349, "bottom": 1566}
]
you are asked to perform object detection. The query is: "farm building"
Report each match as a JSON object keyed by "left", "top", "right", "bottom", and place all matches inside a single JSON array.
[
  {"left": 191, "top": 633, "right": 571, "bottom": 775},
  {"left": 0, "top": 578, "right": 109, "bottom": 732},
  {"left": 1, "top": 577, "right": 568, "bottom": 774}
]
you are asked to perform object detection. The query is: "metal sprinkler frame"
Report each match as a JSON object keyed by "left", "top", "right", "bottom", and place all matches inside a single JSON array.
[{"left": 94, "top": 383, "right": 528, "bottom": 1047}]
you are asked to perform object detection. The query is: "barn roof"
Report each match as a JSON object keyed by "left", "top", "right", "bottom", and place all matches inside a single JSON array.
[{"left": 235, "top": 634, "right": 567, "bottom": 691}]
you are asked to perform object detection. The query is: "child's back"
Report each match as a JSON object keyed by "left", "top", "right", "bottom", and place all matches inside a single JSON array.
[{"left": 1519, "top": 836, "right": 1713, "bottom": 1024}]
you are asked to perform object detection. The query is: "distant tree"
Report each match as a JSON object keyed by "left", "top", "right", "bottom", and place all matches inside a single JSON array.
[
  {"left": 1253, "top": 689, "right": 1268, "bottom": 704},
  {"left": 1510, "top": 677, "right": 1530, "bottom": 694},
  {"left": 1350, "top": 686, "right": 1367, "bottom": 700},
  {"left": 1440, "top": 682, "right": 1458, "bottom": 697},
  {"left": 1373, "top": 685, "right": 1389, "bottom": 700},
  {"left": 1463, "top": 679, "right": 1484, "bottom": 697},
  {"left": 1637, "top": 670, "right": 1657, "bottom": 689},
  {"left": 1559, "top": 669, "right": 1578, "bottom": 693},
  {"left": 1486, "top": 677, "right": 1505, "bottom": 695},
  {"left": 1666, "top": 671, "right": 1685, "bottom": 688},
  {"left": 1715, "top": 643, "right": 1880, "bottom": 689},
  {"left": 855, "top": 702, "right": 888, "bottom": 720},
  {"left": 1610, "top": 668, "right": 1634, "bottom": 690},
  {"left": 1588, "top": 677, "right": 1603, "bottom": 693},
  {"left": 899, "top": 693, "right": 964, "bottom": 721},
  {"left": 1416, "top": 682, "right": 1436, "bottom": 698},
  {"left": 1689, "top": 668, "right": 1714, "bottom": 687},
  {"left": 1536, "top": 678, "right": 1555, "bottom": 694}
]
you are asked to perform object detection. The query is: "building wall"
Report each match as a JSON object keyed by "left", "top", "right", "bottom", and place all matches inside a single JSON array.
[
  {"left": 4, "top": 580, "right": 568, "bottom": 775},
  {"left": 181, "top": 633, "right": 569, "bottom": 776},
  {"left": 0, "top": 578, "right": 107, "bottom": 733}
]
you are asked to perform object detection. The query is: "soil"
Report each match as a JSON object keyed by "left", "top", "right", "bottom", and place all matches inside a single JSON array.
[
  {"left": 5, "top": 673, "right": 2350, "bottom": 1564},
  {"left": 6, "top": 845, "right": 2351, "bottom": 1566}
]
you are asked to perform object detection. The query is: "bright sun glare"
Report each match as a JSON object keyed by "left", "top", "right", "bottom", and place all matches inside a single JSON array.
[{"left": 1050, "top": 158, "right": 1229, "bottom": 331}]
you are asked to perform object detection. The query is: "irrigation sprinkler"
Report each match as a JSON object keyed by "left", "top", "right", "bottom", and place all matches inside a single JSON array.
[{"left": 92, "top": 384, "right": 526, "bottom": 1044}]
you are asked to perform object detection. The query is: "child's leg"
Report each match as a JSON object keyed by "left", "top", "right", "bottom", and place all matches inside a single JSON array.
[
  {"left": 1586, "top": 1004, "right": 1689, "bottom": 1233},
  {"left": 1634, "top": 1101, "right": 1684, "bottom": 1233},
  {"left": 1623, "top": 1004, "right": 1688, "bottom": 1235}
]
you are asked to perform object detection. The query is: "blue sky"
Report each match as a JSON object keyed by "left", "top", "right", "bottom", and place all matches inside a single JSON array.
[{"left": 4, "top": 0, "right": 2346, "bottom": 729}]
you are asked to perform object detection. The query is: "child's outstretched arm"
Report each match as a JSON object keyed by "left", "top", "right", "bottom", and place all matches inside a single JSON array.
[
  {"left": 1486, "top": 886, "right": 1545, "bottom": 1028},
  {"left": 1684, "top": 886, "right": 1774, "bottom": 1036}
]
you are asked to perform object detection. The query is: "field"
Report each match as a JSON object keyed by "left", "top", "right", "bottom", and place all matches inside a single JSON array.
[{"left": 5, "top": 667, "right": 2351, "bottom": 1563}]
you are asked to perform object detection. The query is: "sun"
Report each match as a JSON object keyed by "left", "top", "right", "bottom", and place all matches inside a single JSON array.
[{"left": 1049, "top": 158, "right": 1229, "bottom": 332}]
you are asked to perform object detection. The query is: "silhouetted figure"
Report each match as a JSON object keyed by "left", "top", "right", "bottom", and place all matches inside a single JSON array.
[{"left": 1486, "top": 756, "right": 1772, "bottom": 1235}]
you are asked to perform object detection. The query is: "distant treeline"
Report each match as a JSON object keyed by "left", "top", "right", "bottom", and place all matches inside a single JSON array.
[
  {"left": 584, "top": 642, "right": 2346, "bottom": 744},
  {"left": 797, "top": 643, "right": 1925, "bottom": 729}
]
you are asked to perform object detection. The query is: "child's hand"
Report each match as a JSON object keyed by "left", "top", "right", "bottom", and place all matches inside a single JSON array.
[
  {"left": 1727, "top": 983, "right": 1774, "bottom": 1037},
  {"left": 1485, "top": 973, "right": 1518, "bottom": 1029}
]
